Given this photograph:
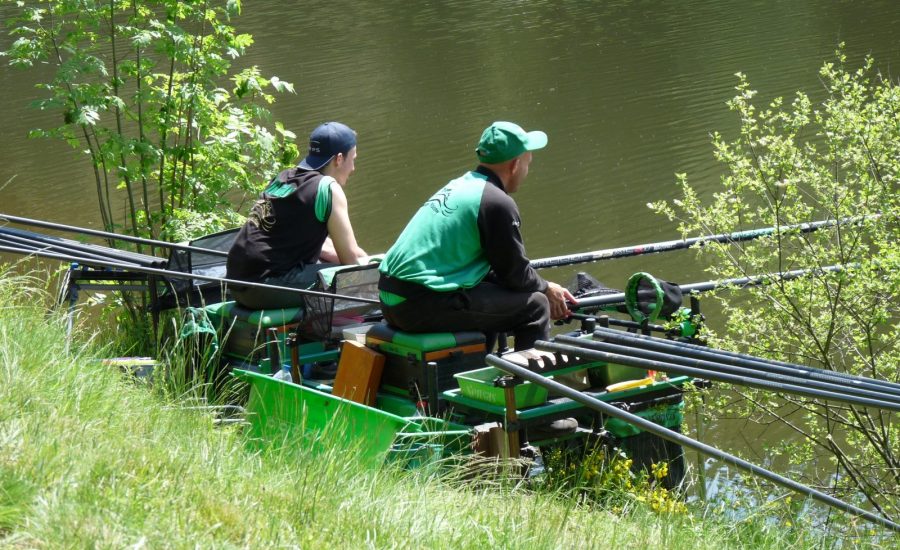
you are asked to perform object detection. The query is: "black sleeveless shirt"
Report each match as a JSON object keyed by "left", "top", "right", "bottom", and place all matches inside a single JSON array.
[{"left": 226, "top": 168, "right": 332, "bottom": 281}]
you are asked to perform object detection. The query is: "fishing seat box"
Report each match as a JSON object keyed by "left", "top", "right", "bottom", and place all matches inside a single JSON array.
[
  {"left": 203, "top": 301, "right": 305, "bottom": 363},
  {"left": 365, "top": 323, "right": 486, "bottom": 413}
]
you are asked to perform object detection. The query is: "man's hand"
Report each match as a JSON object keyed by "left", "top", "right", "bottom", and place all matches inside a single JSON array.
[{"left": 545, "top": 281, "right": 577, "bottom": 320}]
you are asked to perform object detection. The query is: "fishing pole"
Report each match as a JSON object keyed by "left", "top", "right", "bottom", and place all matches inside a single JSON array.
[
  {"left": 0, "top": 234, "right": 127, "bottom": 266},
  {"left": 538, "top": 339, "right": 900, "bottom": 412},
  {"left": 0, "top": 212, "right": 228, "bottom": 257},
  {"left": 554, "top": 334, "right": 900, "bottom": 406},
  {"left": 564, "top": 312, "right": 670, "bottom": 333},
  {"left": 0, "top": 243, "right": 378, "bottom": 304},
  {"left": 485, "top": 352, "right": 900, "bottom": 533},
  {"left": 0, "top": 227, "right": 164, "bottom": 267},
  {"left": 573, "top": 265, "right": 848, "bottom": 310},
  {"left": 531, "top": 217, "right": 875, "bottom": 270},
  {"left": 593, "top": 326, "right": 900, "bottom": 397}
]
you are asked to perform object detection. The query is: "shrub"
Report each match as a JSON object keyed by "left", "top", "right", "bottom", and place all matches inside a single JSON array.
[{"left": 652, "top": 46, "right": 899, "bottom": 529}]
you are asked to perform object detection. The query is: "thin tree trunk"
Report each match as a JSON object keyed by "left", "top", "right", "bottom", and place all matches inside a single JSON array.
[
  {"left": 156, "top": 56, "right": 176, "bottom": 235},
  {"left": 131, "top": 0, "right": 155, "bottom": 246},
  {"left": 109, "top": 0, "right": 141, "bottom": 251}
]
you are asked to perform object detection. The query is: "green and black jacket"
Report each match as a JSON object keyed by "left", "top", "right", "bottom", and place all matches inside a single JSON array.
[{"left": 379, "top": 166, "right": 547, "bottom": 303}]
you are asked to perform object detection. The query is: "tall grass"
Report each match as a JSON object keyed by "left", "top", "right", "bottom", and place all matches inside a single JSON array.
[{"left": 0, "top": 271, "right": 872, "bottom": 548}]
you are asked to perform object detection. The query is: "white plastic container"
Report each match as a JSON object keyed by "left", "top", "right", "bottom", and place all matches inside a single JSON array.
[
  {"left": 272, "top": 365, "right": 293, "bottom": 383},
  {"left": 341, "top": 323, "right": 377, "bottom": 344}
]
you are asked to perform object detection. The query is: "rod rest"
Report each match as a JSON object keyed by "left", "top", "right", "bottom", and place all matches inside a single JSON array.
[{"left": 497, "top": 348, "right": 584, "bottom": 374}]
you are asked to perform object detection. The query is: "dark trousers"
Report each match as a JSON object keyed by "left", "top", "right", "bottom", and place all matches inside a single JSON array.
[
  {"left": 231, "top": 263, "right": 335, "bottom": 310},
  {"left": 381, "top": 282, "right": 550, "bottom": 351}
]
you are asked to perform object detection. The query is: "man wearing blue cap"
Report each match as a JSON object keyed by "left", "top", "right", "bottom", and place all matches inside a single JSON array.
[
  {"left": 378, "top": 121, "right": 576, "bottom": 351},
  {"left": 227, "top": 121, "right": 367, "bottom": 309}
]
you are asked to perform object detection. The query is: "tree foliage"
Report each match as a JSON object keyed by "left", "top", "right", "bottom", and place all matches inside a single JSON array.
[
  {"left": 1, "top": 0, "right": 298, "bottom": 243},
  {"left": 653, "top": 47, "right": 898, "bottom": 528}
]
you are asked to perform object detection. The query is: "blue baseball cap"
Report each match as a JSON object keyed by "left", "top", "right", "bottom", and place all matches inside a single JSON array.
[{"left": 298, "top": 121, "right": 357, "bottom": 171}]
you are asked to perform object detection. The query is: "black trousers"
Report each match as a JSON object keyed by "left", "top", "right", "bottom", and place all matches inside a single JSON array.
[
  {"left": 381, "top": 281, "right": 550, "bottom": 351},
  {"left": 231, "top": 263, "right": 335, "bottom": 310}
]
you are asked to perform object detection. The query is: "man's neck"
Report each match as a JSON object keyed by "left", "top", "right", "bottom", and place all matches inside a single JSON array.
[{"left": 475, "top": 165, "right": 507, "bottom": 193}]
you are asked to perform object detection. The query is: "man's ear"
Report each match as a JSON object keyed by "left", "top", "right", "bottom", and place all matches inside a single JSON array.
[
  {"left": 509, "top": 156, "right": 521, "bottom": 175},
  {"left": 333, "top": 152, "right": 345, "bottom": 166}
]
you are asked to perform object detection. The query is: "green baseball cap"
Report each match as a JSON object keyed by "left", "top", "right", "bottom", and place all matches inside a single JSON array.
[{"left": 475, "top": 121, "right": 548, "bottom": 164}]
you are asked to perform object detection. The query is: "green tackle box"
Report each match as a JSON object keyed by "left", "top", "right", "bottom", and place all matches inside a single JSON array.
[
  {"left": 587, "top": 361, "right": 648, "bottom": 388},
  {"left": 455, "top": 366, "right": 549, "bottom": 408},
  {"left": 604, "top": 400, "right": 685, "bottom": 438},
  {"left": 366, "top": 323, "right": 487, "bottom": 413}
]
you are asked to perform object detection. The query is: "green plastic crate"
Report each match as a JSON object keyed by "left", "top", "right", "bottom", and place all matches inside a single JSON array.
[
  {"left": 455, "top": 367, "right": 549, "bottom": 408},
  {"left": 605, "top": 401, "right": 685, "bottom": 438},
  {"left": 587, "top": 362, "right": 648, "bottom": 388}
]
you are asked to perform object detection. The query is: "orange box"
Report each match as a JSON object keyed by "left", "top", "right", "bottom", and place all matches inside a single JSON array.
[{"left": 332, "top": 340, "right": 385, "bottom": 406}]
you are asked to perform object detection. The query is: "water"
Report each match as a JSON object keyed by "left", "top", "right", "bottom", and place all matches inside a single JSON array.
[
  {"left": 2, "top": 0, "right": 899, "bottom": 505},
  {"left": 4, "top": 1, "right": 900, "bottom": 288}
]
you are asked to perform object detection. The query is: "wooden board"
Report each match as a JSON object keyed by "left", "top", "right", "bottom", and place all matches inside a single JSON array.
[{"left": 332, "top": 340, "right": 386, "bottom": 406}]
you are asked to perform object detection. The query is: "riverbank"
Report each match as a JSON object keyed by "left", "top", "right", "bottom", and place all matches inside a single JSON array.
[{"left": 0, "top": 273, "right": 851, "bottom": 549}]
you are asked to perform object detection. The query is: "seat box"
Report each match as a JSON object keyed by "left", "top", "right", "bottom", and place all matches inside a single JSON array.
[
  {"left": 204, "top": 301, "right": 305, "bottom": 364},
  {"left": 365, "top": 323, "right": 486, "bottom": 413}
]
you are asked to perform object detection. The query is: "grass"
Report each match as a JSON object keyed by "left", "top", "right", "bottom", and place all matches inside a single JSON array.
[{"left": 0, "top": 269, "right": 889, "bottom": 549}]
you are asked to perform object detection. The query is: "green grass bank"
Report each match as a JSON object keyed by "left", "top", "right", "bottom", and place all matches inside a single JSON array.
[{"left": 0, "top": 272, "right": 872, "bottom": 549}]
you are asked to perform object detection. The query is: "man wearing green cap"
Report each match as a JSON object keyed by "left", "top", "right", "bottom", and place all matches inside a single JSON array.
[{"left": 378, "top": 121, "right": 576, "bottom": 351}]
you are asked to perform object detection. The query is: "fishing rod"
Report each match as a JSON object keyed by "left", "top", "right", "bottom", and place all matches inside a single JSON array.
[
  {"left": 0, "top": 234, "right": 127, "bottom": 267},
  {"left": 554, "top": 334, "right": 900, "bottom": 406},
  {"left": 0, "top": 212, "right": 228, "bottom": 257},
  {"left": 485, "top": 353, "right": 900, "bottom": 533},
  {"left": 0, "top": 227, "right": 164, "bottom": 267},
  {"left": 538, "top": 339, "right": 900, "bottom": 412},
  {"left": 0, "top": 243, "right": 378, "bottom": 304},
  {"left": 565, "top": 312, "right": 670, "bottom": 334},
  {"left": 572, "top": 265, "right": 848, "bottom": 310},
  {"left": 531, "top": 217, "right": 874, "bottom": 270},
  {"left": 592, "top": 326, "right": 900, "bottom": 397}
]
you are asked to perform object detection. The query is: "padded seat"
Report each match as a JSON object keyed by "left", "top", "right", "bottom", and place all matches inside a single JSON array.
[
  {"left": 204, "top": 300, "right": 304, "bottom": 329},
  {"left": 366, "top": 323, "right": 485, "bottom": 359}
]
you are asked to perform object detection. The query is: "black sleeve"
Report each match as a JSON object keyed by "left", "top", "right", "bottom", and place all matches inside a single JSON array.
[{"left": 477, "top": 183, "right": 548, "bottom": 293}]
